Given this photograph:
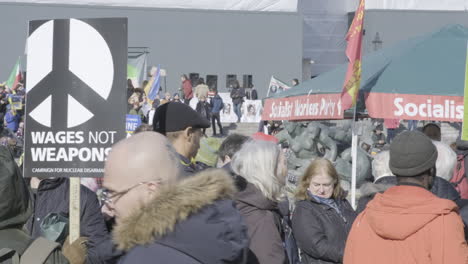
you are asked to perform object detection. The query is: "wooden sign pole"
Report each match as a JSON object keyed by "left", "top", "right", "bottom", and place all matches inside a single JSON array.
[{"left": 69, "top": 177, "right": 80, "bottom": 243}]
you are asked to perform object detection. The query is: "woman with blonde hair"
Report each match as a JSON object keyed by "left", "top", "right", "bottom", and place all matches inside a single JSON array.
[
  {"left": 231, "top": 139, "right": 288, "bottom": 264},
  {"left": 292, "top": 158, "right": 356, "bottom": 264}
]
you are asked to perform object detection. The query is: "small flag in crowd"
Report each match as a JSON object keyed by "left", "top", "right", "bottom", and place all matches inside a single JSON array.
[
  {"left": 267, "top": 76, "right": 290, "bottom": 97},
  {"left": 127, "top": 52, "right": 147, "bottom": 86},
  {"left": 341, "top": 0, "right": 365, "bottom": 111},
  {"left": 144, "top": 65, "right": 161, "bottom": 101},
  {"left": 6, "top": 57, "right": 22, "bottom": 91}
]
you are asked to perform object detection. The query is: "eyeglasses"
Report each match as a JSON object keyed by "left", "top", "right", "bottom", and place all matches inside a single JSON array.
[{"left": 101, "top": 182, "right": 148, "bottom": 205}]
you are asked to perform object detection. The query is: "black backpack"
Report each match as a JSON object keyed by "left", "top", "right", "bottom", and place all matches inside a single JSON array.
[{"left": 278, "top": 200, "right": 300, "bottom": 264}]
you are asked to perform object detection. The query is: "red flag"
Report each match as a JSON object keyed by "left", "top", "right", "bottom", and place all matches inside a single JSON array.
[{"left": 341, "top": 0, "right": 365, "bottom": 110}]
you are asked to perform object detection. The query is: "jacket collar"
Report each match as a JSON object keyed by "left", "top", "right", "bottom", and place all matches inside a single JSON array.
[
  {"left": 177, "top": 153, "right": 193, "bottom": 166},
  {"left": 235, "top": 182, "right": 277, "bottom": 210},
  {"left": 113, "top": 169, "right": 236, "bottom": 251},
  {"left": 37, "top": 178, "right": 66, "bottom": 192},
  {"left": 396, "top": 182, "right": 427, "bottom": 189}
]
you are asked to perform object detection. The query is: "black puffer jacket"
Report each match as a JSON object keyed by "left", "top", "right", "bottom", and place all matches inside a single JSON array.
[
  {"left": 27, "top": 178, "right": 121, "bottom": 263},
  {"left": 230, "top": 87, "right": 245, "bottom": 105},
  {"left": 356, "top": 176, "right": 396, "bottom": 214},
  {"left": 292, "top": 197, "right": 356, "bottom": 264},
  {"left": 0, "top": 146, "right": 68, "bottom": 263},
  {"left": 431, "top": 176, "right": 461, "bottom": 201},
  {"left": 114, "top": 169, "right": 250, "bottom": 264},
  {"left": 459, "top": 204, "right": 468, "bottom": 241}
]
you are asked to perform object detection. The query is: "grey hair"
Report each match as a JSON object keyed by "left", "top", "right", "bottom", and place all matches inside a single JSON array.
[
  {"left": 433, "top": 140, "right": 456, "bottom": 181},
  {"left": 231, "top": 140, "right": 285, "bottom": 201},
  {"left": 372, "top": 151, "right": 394, "bottom": 181}
]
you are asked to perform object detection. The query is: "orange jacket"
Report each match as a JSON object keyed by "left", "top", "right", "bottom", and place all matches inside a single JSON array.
[{"left": 344, "top": 185, "right": 468, "bottom": 264}]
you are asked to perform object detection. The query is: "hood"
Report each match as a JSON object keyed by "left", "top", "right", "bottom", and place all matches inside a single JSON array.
[
  {"left": 374, "top": 175, "right": 397, "bottom": 185},
  {"left": 365, "top": 185, "right": 457, "bottom": 240},
  {"left": 359, "top": 182, "right": 394, "bottom": 198},
  {"left": 0, "top": 146, "right": 32, "bottom": 229},
  {"left": 114, "top": 169, "right": 248, "bottom": 263},
  {"left": 235, "top": 181, "right": 277, "bottom": 211},
  {"left": 221, "top": 163, "right": 248, "bottom": 191},
  {"left": 37, "top": 177, "right": 66, "bottom": 192},
  {"left": 359, "top": 176, "right": 396, "bottom": 198}
]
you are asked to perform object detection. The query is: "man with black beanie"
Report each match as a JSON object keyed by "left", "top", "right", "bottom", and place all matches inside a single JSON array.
[
  {"left": 152, "top": 102, "right": 211, "bottom": 175},
  {"left": 344, "top": 131, "right": 468, "bottom": 264}
]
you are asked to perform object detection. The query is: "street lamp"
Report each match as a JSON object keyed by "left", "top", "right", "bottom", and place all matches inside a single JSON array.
[{"left": 372, "top": 32, "right": 383, "bottom": 51}]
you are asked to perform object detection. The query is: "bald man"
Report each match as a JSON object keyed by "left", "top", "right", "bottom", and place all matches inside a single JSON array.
[{"left": 103, "top": 132, "right": 250, "bottom": 263}]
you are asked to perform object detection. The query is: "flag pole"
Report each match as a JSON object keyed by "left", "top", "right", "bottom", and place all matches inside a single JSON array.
[
  {"left": 461, "top": 40, "right": 468, "bottom": 141},
  {"left": 342, "top": 0, "right": 365, "bottom": 209},
  {"left": 351, "top": 102, "right": 358, "bottom": 209}
]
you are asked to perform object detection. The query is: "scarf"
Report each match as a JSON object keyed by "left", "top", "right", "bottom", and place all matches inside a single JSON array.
[{"left": 308, "top": 191, "right": 345, "bottom": 221}]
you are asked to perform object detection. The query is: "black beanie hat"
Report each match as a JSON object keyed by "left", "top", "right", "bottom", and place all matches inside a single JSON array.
[{"left": 389, "top": 131, "right": 438, "bottom": 176}]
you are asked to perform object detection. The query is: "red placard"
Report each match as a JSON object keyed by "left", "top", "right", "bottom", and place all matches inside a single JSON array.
[
  {"left": 261, "top": 94, "right": 344, "bottom": 121},
  {"left": 366, "top": 92, "right": 464, "bottom": 122}
]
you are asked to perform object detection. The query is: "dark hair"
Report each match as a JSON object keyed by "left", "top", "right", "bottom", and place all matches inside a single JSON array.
[
  {"left": 422, "top": 123, "right": 441, "bottom": 141},
  {"left": 361, "top": 142, "right": 371, "bottom": 152},
  {"left": 134, "top": 124, "right": 153, "bottom": 134},
  {"left": 134, "top": 88, "right": 144, "bottom": 94},
  {"left": 218, "top": 134, "right": 249, "bottom": 162},
  {"left": 127, "top": 79, "right": 134, "bottom": 89},
  {"left": 396, "top": 167, "right": 436, "bottom": 186},
  {"left": 198, "top": 78, "right": 205, "bottom": 85}
]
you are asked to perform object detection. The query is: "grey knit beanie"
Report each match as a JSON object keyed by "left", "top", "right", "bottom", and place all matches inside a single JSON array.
[{"left": 389, "top": 131, "right": 438, "bottom": 176}]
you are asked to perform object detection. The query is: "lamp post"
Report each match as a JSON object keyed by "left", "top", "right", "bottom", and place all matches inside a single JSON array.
[{"left": 372, "top": 32, "right": 383, "bottom": 51}]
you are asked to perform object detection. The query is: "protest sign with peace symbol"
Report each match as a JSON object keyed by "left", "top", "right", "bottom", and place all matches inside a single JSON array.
[{"left": 24, "top": 18, "right": 127, "bottom": 178}]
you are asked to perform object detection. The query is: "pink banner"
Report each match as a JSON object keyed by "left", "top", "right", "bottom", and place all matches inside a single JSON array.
[
  {"left": 366, "top": 92, "right": 464, "bottom": 122},
  {"left": 262, "top": 94, "right": 344, "bottom": 121}
]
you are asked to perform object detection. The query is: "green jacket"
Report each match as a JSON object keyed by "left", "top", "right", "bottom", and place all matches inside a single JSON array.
[
  {"left": 0, "top": 229, "right": 68, "bottom": 264},
  {"left": 0, "top": 146, "right": 68, "bottom": 264}
]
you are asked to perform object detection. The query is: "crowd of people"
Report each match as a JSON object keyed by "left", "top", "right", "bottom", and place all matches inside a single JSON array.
[
  {"left": 1, "top": 73, "right": 468, "bottom": 263},
  {"left": 1, "top": 91, "right": 468, "bottom": 263},
  {"left": 127, "top": 74, "right": 264, "bottom": 136},
  {"left": 0, "top": 82, "right": 25, "bottom": 162}
]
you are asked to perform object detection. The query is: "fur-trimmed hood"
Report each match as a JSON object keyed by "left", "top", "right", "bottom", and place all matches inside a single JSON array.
[
  {"left": 113, "top": 169, "right": 249, "bottom": 263},
  {"left": 359, "top": 182, "right": 394, "bottom": 198}
]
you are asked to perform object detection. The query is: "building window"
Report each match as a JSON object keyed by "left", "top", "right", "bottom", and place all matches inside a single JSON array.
[
  {"left": 206, "top": 75, "right": 218, "bottom": 91},
  {"left": 226, "top": 74, "right": 238, "bottom": 89},
  {"left": 189, "top": 73, "right": 199, "bottom": 86},
  {"left": 242, "top": 74, "right": 253, "bottom": 88}
]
